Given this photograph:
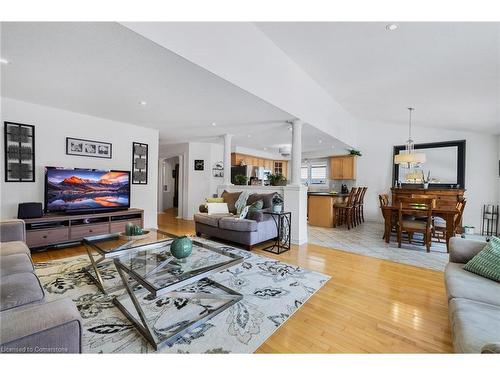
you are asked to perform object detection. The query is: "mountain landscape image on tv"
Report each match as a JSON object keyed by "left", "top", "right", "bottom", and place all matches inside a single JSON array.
[{"left": 45, "top": 168, "right": 130, "bottom": 212}]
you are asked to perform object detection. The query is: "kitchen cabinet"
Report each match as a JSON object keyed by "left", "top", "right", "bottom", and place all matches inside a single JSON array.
[
  {"left": 330, "top": 155, "right": 357, "bottom": 180},
  {"left": 231, "top": 153, "right": 288, "bottom": 178}
]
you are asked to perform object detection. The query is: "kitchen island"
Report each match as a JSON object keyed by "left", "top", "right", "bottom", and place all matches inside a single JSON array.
[{"left": 307, "top": 192, "right": 349, "bottom": 227}]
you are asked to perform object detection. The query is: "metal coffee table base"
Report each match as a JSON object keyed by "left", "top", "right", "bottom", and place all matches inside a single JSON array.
[{"left": 113, "top": 265, "right": 242, "bottom": 350}]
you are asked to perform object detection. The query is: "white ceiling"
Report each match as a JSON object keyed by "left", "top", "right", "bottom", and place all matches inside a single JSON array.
[
  {"left": 257, "top": 22, "right": 500, "bottom": 134},
  {"left": 1, "top": 22, "right": 346, "bottom": 154}
]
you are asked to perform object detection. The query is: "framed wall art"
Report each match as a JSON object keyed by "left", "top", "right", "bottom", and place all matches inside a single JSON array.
[
  {"left": 132, "top": 142, "right": 148, "bottom": 184},
  {"left": 4, "top": 122, "right": 36, "bottom": 182},
  {"left": 66, "top": 137, "right": 112, "bottom": 159},
  {"left": 194, "top": 159, "right": 204, "bottom": 171}
]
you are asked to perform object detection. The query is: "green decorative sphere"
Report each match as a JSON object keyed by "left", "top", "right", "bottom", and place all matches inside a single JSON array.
[{"left": 170, "top": 236, "right": 193, "bottom": 260}]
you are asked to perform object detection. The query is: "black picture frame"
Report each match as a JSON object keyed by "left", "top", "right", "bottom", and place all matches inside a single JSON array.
[
  {"left": 66, "top": 137, "right": 112, "bottom": 159},
  {"left": 393, "top": 140, "right": 466, "bottom": 189},
  {"left": 4, "top": 122, "right": 36, "bottom": 182},
  {"left": 194, "top": 159, "right": 204, "bottom": 171},
  {"left": 132, "top": 142, "right": 148, "bottom": 184}
]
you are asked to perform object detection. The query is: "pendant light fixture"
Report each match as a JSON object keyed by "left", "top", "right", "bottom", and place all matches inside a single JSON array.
[{"left": 394, "top": 107, "right": 426, "bottom": 168}]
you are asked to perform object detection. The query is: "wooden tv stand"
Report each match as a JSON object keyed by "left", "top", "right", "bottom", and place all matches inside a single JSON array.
[{"left": 24, "top": 208, "right": 144, "bottom": 250}]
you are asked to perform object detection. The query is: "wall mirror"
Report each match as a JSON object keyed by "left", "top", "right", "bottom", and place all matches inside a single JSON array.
[{"left": 393, "top": 140, "right": 466, "bottom": 188}]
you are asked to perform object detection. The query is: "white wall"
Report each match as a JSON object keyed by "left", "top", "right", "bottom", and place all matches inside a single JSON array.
[
  {"left": 356, "top": 121, "right": 499, "bottom": 232},
  {"left": 0, "top": 98, "right": 159, "bottom": 228},
  {"left": 159, "top": 141, "right": 223, "bottom": 220}
]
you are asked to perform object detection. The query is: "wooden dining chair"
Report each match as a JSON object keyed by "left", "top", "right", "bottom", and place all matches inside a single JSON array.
[
  {"left": 433, "top": 198, "right": 467, "bottom": 241},
  {"left": 352, "top": 187, "right": 364, "bottom": 226},
  {"left": 357, "top": 187, "right": 368, "bottom": 224},
  {"left": 379, "top": 194, "right": 396, "bottom": 240},
  {"left": 397, "top": 197, "right": 435, "bottom": 252},
  {"left": 334, "top": 187, "right": 358, "bottom": 229}
]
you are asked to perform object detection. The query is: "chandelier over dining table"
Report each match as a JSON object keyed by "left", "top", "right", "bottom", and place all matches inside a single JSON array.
[{"left": 394, "top": 107, "right": 426, "bottom": 168}]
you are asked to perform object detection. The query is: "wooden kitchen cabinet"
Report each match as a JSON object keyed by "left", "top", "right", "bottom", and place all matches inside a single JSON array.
[
  {"left": 330, "top": 155, "right": 357, "bottom": 180},
  {"left": 231, "top": 153, "right": 288, "bottom": 178}
]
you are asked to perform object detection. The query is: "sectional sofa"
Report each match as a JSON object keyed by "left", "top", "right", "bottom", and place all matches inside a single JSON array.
[
  {"left": 0, "top": 220, "right": 82, "bottom": 353},
  {"left": 445, "top": 237, "right": 500, "bottom": 353}
]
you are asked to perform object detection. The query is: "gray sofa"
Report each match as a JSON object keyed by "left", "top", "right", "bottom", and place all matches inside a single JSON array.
[
  {"left": 194, "top": 192, "right": 279, "bottom": 250},
  {"left": 445, "top": 237, "right": 500, "bottom": 353},
  {"left": 0, "top": 220, "right": 82, "bottom": 353}
]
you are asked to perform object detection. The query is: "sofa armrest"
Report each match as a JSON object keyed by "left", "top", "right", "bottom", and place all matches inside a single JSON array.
[
  {"left": 0, "top": 298, "right": 82, "bottom": 353},
  {"left": 481, "top": 343, "right": 500, "bottom": 354},
  {"left": 0, "top": 219, "right": 26, "bottom": 243},
  {"left": 449, "top": 237, "right": 485, "bottom": 264}
]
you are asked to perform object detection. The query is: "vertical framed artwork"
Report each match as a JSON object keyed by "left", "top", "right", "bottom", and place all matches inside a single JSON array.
[
  {"left": 132, "top": 142, "right": 148, "bottom": 184},
  {"left": 4, "top": 122, "right": 35, "bottom": 182}
]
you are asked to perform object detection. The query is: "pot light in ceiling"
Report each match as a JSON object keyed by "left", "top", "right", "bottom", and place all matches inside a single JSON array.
[
  {"left": 288, "top": 126, "right": 293, "bottom": 131},
  {"left": 247, "top": 134, "right": 252, "bottom": 138},
  {"left": 385, "top": 23, "right": 399, "bottom": 31},
  {"left": 139, "top": 100, "right": 147, "bottom": 107},
  {"left": 318, "top": 139, "right": 323, "bottom": 144},
  {"left": 263, "top": 147, "right": 267, "bottom": 151},
  {"left": 211, "top": 122, "right": 217, "bottom": 127},
  {"left": 0, "top": 58, "right": 10, "bottom": 65}
]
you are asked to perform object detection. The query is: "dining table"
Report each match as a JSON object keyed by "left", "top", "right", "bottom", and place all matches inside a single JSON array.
[{"left": 381, "top": 204, "right": 459, "bottom": 252}]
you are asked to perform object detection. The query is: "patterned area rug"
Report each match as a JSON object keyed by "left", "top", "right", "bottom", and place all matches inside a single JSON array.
[{"left": 35, "top": 238, "right": 330, "bottom": 353}]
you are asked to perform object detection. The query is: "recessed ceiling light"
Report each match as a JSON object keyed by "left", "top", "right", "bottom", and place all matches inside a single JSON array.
[
  {"left": 386, "top": 23, "right": 399, "bottom": 31},
  {"left": 247, "top": 134, "right": 252, "bottom": 138},
  {"left": 288, "top": 126, "right": 293, "bottom": 131},
  {"left": 318, "top": 139, "right": 323, "bottom": 144},
  {"left": 139, "top": 100, "right": 147, "bottom": 106},
  {"left": 263, "top": 147, "right": 267, "bottom": 151},
  {"left": 211, "top": 122, "right": 216, "bottom": 127},
  {"left": 0, "top": 58, "right": 10, "bottom": 65}
]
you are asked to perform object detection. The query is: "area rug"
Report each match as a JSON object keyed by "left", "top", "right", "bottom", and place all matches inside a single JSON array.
[{"left": 35, "top": 238, "right": 330, "bottom": 353}]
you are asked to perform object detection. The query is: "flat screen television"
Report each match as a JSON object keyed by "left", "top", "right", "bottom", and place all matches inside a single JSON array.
[{"left": 45, "top": 167, "right": 130, "bottom": 213}]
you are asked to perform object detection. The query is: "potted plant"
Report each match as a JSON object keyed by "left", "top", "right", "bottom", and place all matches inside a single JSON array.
[
  {"left": 268, "top": 173, "right": 287, "bottom": 186},
  {"left": 421, "top": 170, "right": 431, "bottom": 189},
  {"left": 272, "top": 194, "right": 284, "bottom": 213},
  {"left": 234, "top": 175, "right": 248, "bottom": 185},
  {"left": 348, "top": 149, "right": 362, "bottom": 156}
]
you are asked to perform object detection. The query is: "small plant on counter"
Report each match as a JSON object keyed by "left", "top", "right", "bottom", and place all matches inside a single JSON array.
[
  {"left": 234, "top": 174, "right": 248, "bottom": 185},
  {"left": 348, "top": 149, "right": 362, "bottom": 156},
  {"left": 268, "top": 173, "right": 287, "bottom": 186}
]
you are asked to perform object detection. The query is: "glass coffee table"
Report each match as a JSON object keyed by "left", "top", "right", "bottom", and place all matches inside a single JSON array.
[
  {"left": 112, "top": 238, "right": 243, "bottom": 350},
  {"left": 83, "top": 229, "right": 176, "bottom": 294}
]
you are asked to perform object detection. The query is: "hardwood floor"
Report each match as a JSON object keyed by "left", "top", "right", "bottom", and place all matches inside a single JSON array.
[{"left": 31, "top": 208, "right": 453, "bottom": 353}]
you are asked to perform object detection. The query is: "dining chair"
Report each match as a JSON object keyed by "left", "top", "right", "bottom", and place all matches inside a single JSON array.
[
  {"left": 357, "top": 187, "right": 368, "bottom": 224},
  {"left": 352, "top": 187, "right": 364, "bottom": 226},
  {"left": 379, "top": 193, "right": 395, "bottom": 240},
  {"left": 433, "top": 198, "right": 467, "bottom": 241},
  {"left": 334, "top": 187, "right": 358, "bottom": 229},
  {"left": 397, "top": 197, "right": 435, "bottom": 252}
]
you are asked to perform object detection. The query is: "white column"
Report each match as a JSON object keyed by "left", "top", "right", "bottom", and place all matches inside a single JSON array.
[
  {"left": 223, "top": 134, "right": 232, "bottom": 186},
  {"left": 291, "top": 119, "right": 303, "bottom": 186}
]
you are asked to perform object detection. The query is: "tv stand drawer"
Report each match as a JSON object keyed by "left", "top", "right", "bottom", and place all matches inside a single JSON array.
[
  {"left": 110, "top": 219, "right": 142, "bottom": 234},
  {"left": 70, "top": 223, "right": 109, "bottom": 239},
  {"left": 27, "top": 228, "right": 70, "bottom": 247}
]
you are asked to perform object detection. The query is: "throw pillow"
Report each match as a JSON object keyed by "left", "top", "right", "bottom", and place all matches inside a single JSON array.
[
  {"left": 221, "top": 190, "right": 242, "bottom": 214},
  {"left": 248, "top": 199, "right": 263, "bottom": 214},
  {"left": 207, "top": 197, "right": 224, "bottom": 203},
  {"left": 463, "top": 236, "right": 500, "bottom": 282},
  {"left": 247, "top": 193, "right": 276, "bottom": 209},
  {"left": 239, "top": 205, "right": 250, "bottom": 219},
  {"left": 207, "top": 203, "right": 229, "bottom": 215}
]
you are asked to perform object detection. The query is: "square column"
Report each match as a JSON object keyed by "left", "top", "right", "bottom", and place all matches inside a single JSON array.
[
  {"left": 283, "top": 185, "right": 308, "bottom": 245},
  {"left": 223, "top": 134, "right": 232, "bottom": 186}
]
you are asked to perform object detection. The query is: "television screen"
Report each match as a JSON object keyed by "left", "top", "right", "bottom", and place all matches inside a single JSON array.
[{"left": 45, "top": 168, "right": 130, "bottom": 212}]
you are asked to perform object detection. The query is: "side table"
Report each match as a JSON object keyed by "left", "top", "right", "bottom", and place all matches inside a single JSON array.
[{"left": 262, "top": 211, "right": 291, "bottom": 254}]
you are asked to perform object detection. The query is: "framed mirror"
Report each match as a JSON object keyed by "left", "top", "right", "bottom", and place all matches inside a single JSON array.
[{"left": 393, "top": 140, "right": 466, "bottom": 188}]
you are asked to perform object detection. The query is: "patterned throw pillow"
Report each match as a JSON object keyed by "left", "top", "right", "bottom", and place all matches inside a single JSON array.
[
  {"left": 463, "top": 236, "right": 500, "bottom": 282},
  {"left": 239, "top": 205, "right": 250, "bottom": 219},
  {"left": 248, "top": 200, "right": 263, "bottom": 215}
]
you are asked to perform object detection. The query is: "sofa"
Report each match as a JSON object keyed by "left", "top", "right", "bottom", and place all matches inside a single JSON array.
[
  {"left": 445, "top": 237, "right": 500, "bottom": 353},
  {"left": 0, "top": 220, "right": 82, "bottom": 353},
  {"left": 194, "top": 191, "right": 278, "bottom": 250}
]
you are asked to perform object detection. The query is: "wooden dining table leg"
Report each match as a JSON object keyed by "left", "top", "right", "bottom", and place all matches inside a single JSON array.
[
  {"left": 444, "top": 212, "right": 455, "bottom": 253},
  {"left": 383, "top": 209, "right": 391, "bottom": 243}
]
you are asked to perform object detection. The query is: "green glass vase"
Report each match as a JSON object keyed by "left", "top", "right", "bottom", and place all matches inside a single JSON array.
[{"left": 170, "top": 236, "right": 193, "bottom": 260}]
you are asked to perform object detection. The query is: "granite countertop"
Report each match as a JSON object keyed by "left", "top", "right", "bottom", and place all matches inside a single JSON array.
[{"left": 307, "top": 192, "right": 349, "bottom": 197}]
